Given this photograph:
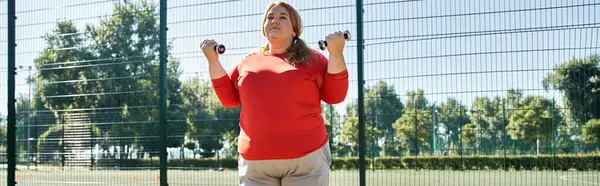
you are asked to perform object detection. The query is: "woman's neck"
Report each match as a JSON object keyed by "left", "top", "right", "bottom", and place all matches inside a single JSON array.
[{"left": 268, "top": 40, "right": 292, "bottom": 54}]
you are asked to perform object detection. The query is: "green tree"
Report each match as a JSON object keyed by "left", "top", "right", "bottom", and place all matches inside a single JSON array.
[
  {"left": 33, "top": 20, "right": 98, "bottom": 153},
  {"left": 505, "top": 89, "right": 523, "bottom": 116},
  {"left": 0, "top": 122, "right": 6, "bottom": 148},
  {"left": 323, "top": 104, "right": 340, "bottom": 155},
  {"left": 394, "top": 109, "right": 432, "bottom": 156},
  {"left": 437, "top": 97, "right": 469, "bottom": 153},
  {"left": 336, "top": 103, "right": 358, "bottom": 156},
  {"left": 543, "top": 54, "right": 599, "bottom": 151},
  {"left": 339, "top": 116, "right": 381, "bottom": 156},
  {"left": 34, "top": 1, "right": 186, "bottom": 158},
  {"left": 461, "top": 96, "right": 504, "bottom": 155},
  {"left": 364, "top": 81, "right": 404, "bottom": 156},
  {"left": 345, "top": 100, "right": 358, "bottom": 117},
  {"left": 34, "top": 20, "right": 96, "bottom": 118},
  {"left": 393, "top": 90, "right": 432, "bottom": 155},
  {"left": 180, "top": 78, "right": 213, "bottom": 154},
  {"left": 86, "top": 1, "right": 183, "bottom": 156},
  {"left": 592, "top": 75, "right": 600, "bottom": 93},
  {"left": 581, "top": 119, "right": 600, "bottom": 145},
  {"left": 16, "top": 94, "right": 35, "bottom": 154},
  {"left": 507, "top": 96, "right": 556, "bottom": 154},
  {"left": 205, "top": 89, "right": 241, "bottom": 156},
  {"left": 543, "top": 54, "right": 600, "bottom": 124},
  {"left": 181, "top": 77, "right": 240, "bottom": 157}
]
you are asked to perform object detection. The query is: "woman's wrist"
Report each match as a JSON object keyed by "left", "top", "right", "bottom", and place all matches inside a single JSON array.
[{"left": 327, "top": 53, "right": 347, "bottom": 74}]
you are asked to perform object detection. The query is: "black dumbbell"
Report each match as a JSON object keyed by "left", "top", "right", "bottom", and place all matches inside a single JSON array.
[
  {"left": 214, "top": 44, "right": 226, "bottom": 54},
  {"left": 318, "top": 30, "right": 351, "bottom": 50}
]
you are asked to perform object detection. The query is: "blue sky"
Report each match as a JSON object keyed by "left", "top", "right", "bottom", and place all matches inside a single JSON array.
[{"left": 0, "top": 0, "right": 598, "bottom": 118}]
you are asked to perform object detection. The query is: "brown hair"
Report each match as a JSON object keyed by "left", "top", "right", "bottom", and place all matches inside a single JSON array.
[{"left": 260, "top": 1, "right": 313, "bottom": 66}]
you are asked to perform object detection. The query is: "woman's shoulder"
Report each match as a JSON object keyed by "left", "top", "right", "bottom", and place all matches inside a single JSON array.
[
  {"left": 242, "top": 51, "right": 266, "bottom": 60},
  {"left": 229, "top": 51, "right": 263, "bottom": 71},
  {"left": 236, "top": 51, "right": 269, "bottom": 66}
]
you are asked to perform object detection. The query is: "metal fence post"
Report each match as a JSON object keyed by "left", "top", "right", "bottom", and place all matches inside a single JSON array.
[
  {"left": 329, "top": 105, "right": 334, "bottom": 152},
  {"left": 159, "top": 0, "right": 169, "bottom": 185},
  {"left": 459, "top": 108, "right": 464, "bottom": 170},
  {"left": 61, "top": 115, "right": 65, "bottom": 169},
  {"left": 552, "top": 99, "right": 556, "bottom": 171},
  {"left": 432, "top": 104, "right": 436, "bottom": 155},
  {"left": 502, "top": 99, "right": 508, "bottom": 171},
  {"left": 7, "top": 0, "right": 17, "bottom": 185},
  {"left": 355, "top": 0, "right": 366, "bottom": 185}
]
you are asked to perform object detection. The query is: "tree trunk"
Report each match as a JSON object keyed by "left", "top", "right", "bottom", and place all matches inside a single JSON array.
[
  {"left": 536, "top": 138, "right": 540, "bottom": 155},
  {"left": 180, "top": 147, "right": 184, "bottom": 159}
]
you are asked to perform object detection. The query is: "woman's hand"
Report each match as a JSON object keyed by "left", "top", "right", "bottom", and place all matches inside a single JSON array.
[
  {"left": 325, "top": 31, "right": 346, "bottom": 56},
  {"left": 201, "top": 39, "right": 219, "bottom": 63},
  {"left": 201, "top": 39, "right": 228, "bottom": 80}
]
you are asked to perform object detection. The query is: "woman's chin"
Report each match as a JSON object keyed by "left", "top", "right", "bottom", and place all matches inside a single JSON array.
[
  {"left": 267, "top": 37, "right": 288, "bottom": 44},
  {"left": 268, "top": 33, "right": 282, "bottom": 40},
  {"left": 267, "top": 34, "right": 292, "bottom": 45}
]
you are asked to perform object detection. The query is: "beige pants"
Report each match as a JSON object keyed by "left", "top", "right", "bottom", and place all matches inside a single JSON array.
[{"left": 238, "top": 141, "right": 332, "bottom": 186}]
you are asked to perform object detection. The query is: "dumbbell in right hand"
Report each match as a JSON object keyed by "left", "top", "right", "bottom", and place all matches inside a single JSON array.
[{"left": 214, "top": 44, "right": 226, "bottom": 54}]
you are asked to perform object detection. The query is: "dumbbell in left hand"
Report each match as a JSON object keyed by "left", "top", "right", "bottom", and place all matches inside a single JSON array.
[{"left": 318, "top": 30, "right": 351, "bottom": 50}]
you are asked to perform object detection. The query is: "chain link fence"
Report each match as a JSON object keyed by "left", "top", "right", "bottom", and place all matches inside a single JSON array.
[{"left": 2, "top": 0, "right": 599, "bottom": 185}]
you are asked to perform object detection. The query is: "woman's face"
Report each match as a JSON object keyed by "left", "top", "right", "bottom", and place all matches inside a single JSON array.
[{"left": 263, "top": 4, "right": 296, "bottom": 42}]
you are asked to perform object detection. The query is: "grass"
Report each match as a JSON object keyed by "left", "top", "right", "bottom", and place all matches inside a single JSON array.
[{"left": 2, "top": 168, "right": 599, "bottom": 186}]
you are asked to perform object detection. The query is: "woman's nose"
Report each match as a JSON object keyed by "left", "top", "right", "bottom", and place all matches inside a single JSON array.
[{"left": 273, "top": 18, "right": 279, "bottom": 25}]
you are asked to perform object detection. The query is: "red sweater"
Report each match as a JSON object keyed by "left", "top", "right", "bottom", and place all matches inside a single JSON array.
[{"left": 211, "top": 50, "right": 349, "bottom": 160}]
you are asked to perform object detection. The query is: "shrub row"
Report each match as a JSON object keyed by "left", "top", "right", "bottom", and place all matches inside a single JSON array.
[
  {"left": 334, "top": 155, "right": 600, "bottom": 171},
  {"left": 95, "top": 158, "right": 238, "bottom": 169},
  {"left": 95, "top": 155, "right": 600, "bottom": 171}
]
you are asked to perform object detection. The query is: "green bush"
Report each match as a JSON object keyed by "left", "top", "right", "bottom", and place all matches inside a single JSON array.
[
  {"left": 582, "top": 119, "right": 600, "bottom": 144},
  {"left": 94, "top": 154, "right": 600, "bottom": 171},
  {"left": 95, "top": 158, "right": 238, "bottom": 169}
]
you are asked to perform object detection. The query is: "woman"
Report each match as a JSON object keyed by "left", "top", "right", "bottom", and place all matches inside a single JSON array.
[{"left": 201, "top": 1, "right": 348, "bottom": 185}]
